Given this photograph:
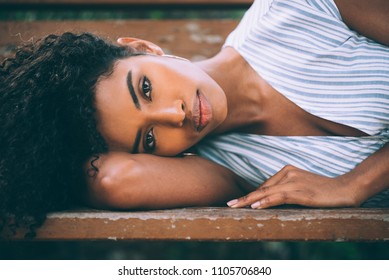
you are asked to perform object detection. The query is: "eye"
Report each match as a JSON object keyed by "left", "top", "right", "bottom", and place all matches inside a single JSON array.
[
  {"left": 144, "top": 128, "right": 156, "bottom": 153},
  {"left": 142, "top": 76, "right": 152, "bottom": 100}
]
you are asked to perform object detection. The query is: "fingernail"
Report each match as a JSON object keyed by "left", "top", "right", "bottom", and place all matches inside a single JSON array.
[
  {"left": 117, "top": 37, "right": 127, "bottom": 43},
  {"left": 251, "top": 201, "right": 261, "bottom": 208},
  {"left": 227, "top": 199, "right": 238, "bottom": 207}
]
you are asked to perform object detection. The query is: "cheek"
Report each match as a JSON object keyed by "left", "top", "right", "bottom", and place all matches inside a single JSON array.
[{"left": 156, "top": 129, "right": 195, "bottom": 156}]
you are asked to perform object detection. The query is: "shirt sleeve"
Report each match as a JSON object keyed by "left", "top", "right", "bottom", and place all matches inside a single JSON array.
[{"left": 223, "top": 0, "right": 275, "bottom": 48}]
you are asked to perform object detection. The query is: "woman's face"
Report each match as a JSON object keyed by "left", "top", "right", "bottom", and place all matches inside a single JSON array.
[{"left": 94, "top": 54, "right": 227, "bottom": 156}]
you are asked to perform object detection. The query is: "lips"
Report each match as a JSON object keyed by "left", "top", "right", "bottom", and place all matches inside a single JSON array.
[{"left": 193, "top": 90, "right": 212, "bottom": 132}]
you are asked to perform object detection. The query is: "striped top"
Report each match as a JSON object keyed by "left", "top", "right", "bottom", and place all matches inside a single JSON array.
[{"left": 196, "top": 0, "right": 389, "bottom": 206}]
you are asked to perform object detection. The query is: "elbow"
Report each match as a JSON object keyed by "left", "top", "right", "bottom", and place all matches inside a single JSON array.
[{"left": 86, "top": 157, "right": 140, "bottom": 209}]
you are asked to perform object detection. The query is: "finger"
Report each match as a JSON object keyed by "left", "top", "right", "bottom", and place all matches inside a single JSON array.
[
  {"left": 250, "top": 191, "right": 291, "bottom": 209},
  {"left": 227, "top": 185, "right": 274, "bottom": 208},
  {"left": 227, "top": 168, "right": 289, "bottom": 208},
  {"left": 259, "top": 165, "right": 297, "bottom": 189},
  {"left": 251, "top": 188, "right": 321, "bottom": 209},
  {"left": 227, "top": 166, "right": 303, "bottom": 209},
  {"left": 228, "top": 166, "right": 295, "bottom": 208}
]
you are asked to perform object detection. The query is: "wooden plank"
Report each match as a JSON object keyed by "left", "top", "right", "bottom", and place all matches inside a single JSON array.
[
  {"left": 0, "top": 20, "right": 239, "bottom": 60},
  {"left": 4, "top": 208, "right": 389, "bottom": 241}
]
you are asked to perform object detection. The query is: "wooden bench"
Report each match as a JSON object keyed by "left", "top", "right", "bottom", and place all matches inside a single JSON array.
[
  {"left": 4, "top": 208, "right": 389, "bottom": 241},
  {"left": 0, "top": 0, "right": 250, "bottom": 61},
  {"left": 1, "top": 0, "right": 388, "bottom": 242}
]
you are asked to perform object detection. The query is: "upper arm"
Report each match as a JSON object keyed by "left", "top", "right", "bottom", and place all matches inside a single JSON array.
[
  {"left": 84, "top": 152, "right": 251, "bottom": 210},
  {"left": 334, "top": 0, "right": 389, "bottom": 46}
]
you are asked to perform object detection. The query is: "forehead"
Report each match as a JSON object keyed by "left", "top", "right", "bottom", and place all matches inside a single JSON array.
[
  {"left": 113, "top": 54, "right": 160, "bottom": 71},
  {"left": 94, "top": 58, "right": 138, "bottom": 152}
]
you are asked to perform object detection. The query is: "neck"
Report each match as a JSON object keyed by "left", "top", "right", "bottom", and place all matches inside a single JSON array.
[{"left": 195, "top": 47, "right": 266, "bottom": 134}]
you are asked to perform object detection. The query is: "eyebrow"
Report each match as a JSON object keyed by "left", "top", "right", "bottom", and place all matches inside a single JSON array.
[
  {"left": 127, "top": 70, "right": 141, "bottom": 110},
  {"left": 127, "top": 70, "right": 142, "bottom": 153}
]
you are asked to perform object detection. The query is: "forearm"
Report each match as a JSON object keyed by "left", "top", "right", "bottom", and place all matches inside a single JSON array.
[
  {"left": 86, "top": 152, "right": 249, "bottom": 209},
  {"left": 342, "top": 143, "right": 389, "bottom": 206}
]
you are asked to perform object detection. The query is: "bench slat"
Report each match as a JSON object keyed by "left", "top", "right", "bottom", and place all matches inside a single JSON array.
[
  {"left": 6, "top": 208, "right": 389, "bottom": 241},
  {"left": 0, "top": 20, "right": 238, "bottom": 60}
]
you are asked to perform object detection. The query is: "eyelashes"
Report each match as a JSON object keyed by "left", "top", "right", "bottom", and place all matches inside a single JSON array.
[
  {"left": 144, "top": 127, "right": 156, "bottom": 152},
  {"left": 141, "top": 76, "right": 155, "bottom": 153},
  {"left": 142, "top": 76, "right": 152, "bottom": 101}
]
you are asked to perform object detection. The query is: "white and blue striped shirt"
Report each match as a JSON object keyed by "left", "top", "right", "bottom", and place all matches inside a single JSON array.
[{"left": 196, "top": 0, "right": 389, "bottom": 206}]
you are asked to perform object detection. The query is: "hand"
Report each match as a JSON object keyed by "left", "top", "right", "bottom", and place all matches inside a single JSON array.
[{"left": 227, "top": 165, "right": 359, "bottom": 209}]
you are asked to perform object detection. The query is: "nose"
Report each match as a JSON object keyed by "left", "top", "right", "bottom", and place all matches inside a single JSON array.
[{"left": 148, "top": 100, "right": 185, "bottom": 127}]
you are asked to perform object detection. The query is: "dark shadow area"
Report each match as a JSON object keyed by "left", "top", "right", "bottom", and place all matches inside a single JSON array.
[{"left": 1, "top": 241, "right": 389, "bottom": 260}]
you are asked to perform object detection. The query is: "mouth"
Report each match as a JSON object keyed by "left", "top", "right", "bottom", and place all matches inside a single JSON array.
[{"left": 193, "top": 90, "right": 212, "bottom": 132}]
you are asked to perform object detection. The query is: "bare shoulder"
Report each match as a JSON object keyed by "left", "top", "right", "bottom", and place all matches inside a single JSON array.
[
  {"left": 334, "top": 0, "right": 389, "bottom": 46},
  {"left": 83, "top": 152, "right": 250, "bottom": 210}
]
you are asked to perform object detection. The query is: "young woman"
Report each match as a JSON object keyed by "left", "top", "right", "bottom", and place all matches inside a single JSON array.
[{"left": 1, "top": 0, "right": 388, "bottom": 229}]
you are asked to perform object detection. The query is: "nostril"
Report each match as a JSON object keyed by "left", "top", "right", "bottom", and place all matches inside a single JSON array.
[{"left": 181, "top": 103, "right": 185, "bottom": 112}]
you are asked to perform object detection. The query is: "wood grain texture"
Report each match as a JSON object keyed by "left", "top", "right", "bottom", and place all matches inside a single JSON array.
[
  {"left": 4, "top": 208, "right": 389, "bottom": 241},
  {"left": 0, "top": 20, "right": 239, "bottom": 60}
]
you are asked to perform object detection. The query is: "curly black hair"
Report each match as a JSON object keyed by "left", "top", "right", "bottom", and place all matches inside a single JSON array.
[{"left": 0, "top": 32, "right": 138, "bottom": 238}]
